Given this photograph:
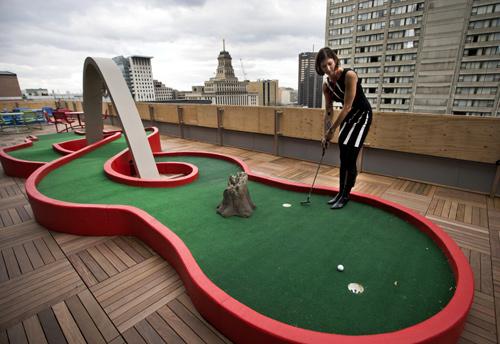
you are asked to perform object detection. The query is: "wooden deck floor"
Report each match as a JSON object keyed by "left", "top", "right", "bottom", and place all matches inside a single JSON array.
[{"left": 0, "top": 125, "right": 499, "bottom": 343}]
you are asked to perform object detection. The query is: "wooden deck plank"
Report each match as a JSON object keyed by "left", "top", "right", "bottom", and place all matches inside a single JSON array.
[
  {"left": 7, "top": 323, "right": 28, "bottom": 344},
  {"left": 13, "top": 244, "right": 33, "bottom": 274},
  {"left": 167, "top": 299, "right": 225, "bottom": 344},
  {"left": 146, "top": 312, "right": 186, "bottom": 344},
  {"left": 23, "top": 315, "right": 48, "bottom": 344},
  {"left": 78, "top": 250, "right": 109, "bottom": 283},
  {"left": 2, "top": 247, "right": 21, "bottom": 279},
  {"left": 38, "top": 308, "right": 68, "bottom": 344},
  {"left": 33, "top": 237, "right": 55, "bottom": 265},
  {"left": 52, "top": 301, "right": 86, "bottom": 344},
  {"left": 114, "top": 281, "right": 185, "bottom": 333},
  {"left": 122, "top": 327, "right": 147, "bottom": 344},
  {"left": 87, "top": 246, "right": 119, "bottom": 277},
  {"left": 176, "top": 293, "right": 232, "bottom": 344},
  {"left": 104, "top": 240, "right": 137, "bottom": 268},
  {"left": 24, "top": 241, "right": 44, "bottom": 270},
  {"left": 7, "top": 208, "right": 22, "bottom": 226},
  {"left": 65, "top": 294, "right": 106, "bottom": 344},
  {"left": 96, "top": 243, "right": 128, "bottom": 273},
  {"left": 91, "top": 256, "right": 164, "bottom": 297},
  {"left": 105, "top": 272, "right": 179, "bottom": 316},
  {"left": 134, "top": 319, "right": 167, "bottom": 344},
  {"left": 15, "top": 205, "right": 31, "bottom": 223},
  {"left": 156, "top": 304, "right": 205, "bottom": 344},
  {"left": 113, "top": 237, "right": 146, "bottom": 264},
  {"left": 99, "top": 264, "right": 175, "bottom": 309},
  {"left": 68, "top": 254, "right": 99, "bottom": 287},
  {"left": 77, "top": 290, "right": 120, "bottom": 342}
]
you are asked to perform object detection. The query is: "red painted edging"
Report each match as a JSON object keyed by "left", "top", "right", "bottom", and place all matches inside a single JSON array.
[
  {"left": 26, "top": 143, "right": 474, "bottom": 343},
  {"left": 0, "top": 138, "right": 45, "bottom": 178}
]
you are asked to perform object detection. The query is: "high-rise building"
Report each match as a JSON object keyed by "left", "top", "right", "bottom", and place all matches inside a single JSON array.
[
  {"left": 113, "top": 55, "right": 156, "bottom": 102},
  {"left": 0, "top": 71, "right": 22, "bottom": 100},
  {"left": 325, "top": 0, "right": 500, "bottom": 116},
  {"left": 153, "top": 80, "right": 175, "bottom": 101},
  {"left": 247, "top": 80, "right": 279, "bottom": 106},
  {"left": 298, "top": 52, "right": 323, "bottom": 108},
  {"left": 279, "top": 87, "right": 298, "bottom": 105}
]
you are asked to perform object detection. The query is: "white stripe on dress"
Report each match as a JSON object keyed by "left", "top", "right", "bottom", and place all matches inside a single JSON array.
[
  {"left": 354, "top": 112, "right": 370, "bottom": 148},
  {"left": 326, "top": 80, "right": 342, "bottom": 100},
  {"left": 335, "top": 82, "right": 344, "bottom": 96},
  {"left": 339, "top": 109, "right": 359, "bottom": 137},
  {"left": 342, "top": 111, "right": 366, "bottom": 146}
]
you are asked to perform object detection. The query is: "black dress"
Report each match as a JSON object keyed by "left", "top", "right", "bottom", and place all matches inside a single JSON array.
[{"left": 325, "top": 68, "right": 372, "bottom": 148}]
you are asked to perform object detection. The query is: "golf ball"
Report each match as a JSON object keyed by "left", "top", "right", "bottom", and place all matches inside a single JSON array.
[
  {"left": 282, "top": 203, "right": 292, "bottom": 208},
  {"left": 337, "top": 264, "right": 344, "bottom": 272}
]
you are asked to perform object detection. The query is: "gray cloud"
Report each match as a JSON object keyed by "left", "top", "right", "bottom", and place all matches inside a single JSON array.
[{"left": 0, "top": 0, "right": 325, "bottom": 91}]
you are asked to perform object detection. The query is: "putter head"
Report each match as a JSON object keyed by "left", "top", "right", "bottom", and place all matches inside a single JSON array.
[{"left": 300, "top": 198, "right": 311, "bottom": 205}]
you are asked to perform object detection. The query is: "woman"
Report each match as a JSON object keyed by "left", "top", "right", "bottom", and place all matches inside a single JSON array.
[{"left": 315, "top": 47, "right": 372, "bottom": 209}]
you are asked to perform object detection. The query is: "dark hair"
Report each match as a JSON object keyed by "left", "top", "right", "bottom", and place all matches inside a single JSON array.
[{"left": 315, "top": 47, "right": 340, "bottom": 76}]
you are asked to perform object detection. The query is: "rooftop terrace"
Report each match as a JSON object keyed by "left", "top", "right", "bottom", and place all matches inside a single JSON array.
[{"left": 0, "top": 118, "right": 499, "bottom": 343}]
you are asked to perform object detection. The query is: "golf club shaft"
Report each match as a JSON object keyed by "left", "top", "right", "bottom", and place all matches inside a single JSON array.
[{"left": 306, "top": 148, "right": 326, "bottom": 200}]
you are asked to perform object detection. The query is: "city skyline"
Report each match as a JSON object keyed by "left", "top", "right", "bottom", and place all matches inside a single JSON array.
[{"left": 0, "top": 0, "right": 325, "bottom": 93}]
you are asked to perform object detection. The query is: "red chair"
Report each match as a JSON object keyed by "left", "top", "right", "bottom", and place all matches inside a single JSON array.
[{"left": 50, "top": 109, "right": 76, "bottom": 133}]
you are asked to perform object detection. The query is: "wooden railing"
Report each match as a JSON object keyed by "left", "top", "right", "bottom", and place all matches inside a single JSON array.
[{"left": 2, "top": 100, "right": 499, "bottom": 164}]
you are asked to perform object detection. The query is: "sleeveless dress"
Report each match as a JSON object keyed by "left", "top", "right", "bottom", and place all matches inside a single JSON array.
[{"left": 325, "top": 68, "right": 372, "bottom": 148}]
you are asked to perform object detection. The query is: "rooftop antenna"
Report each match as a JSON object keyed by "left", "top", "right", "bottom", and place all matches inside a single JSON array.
[
  {"left": 313, "top": 44, "right": 315, "bottom": 52},
  {"left": 240, "top": 58, "right": 248, "bottom": 80},
  {"left": 223, "top": 39, "right": 226, "bottom": 51}
]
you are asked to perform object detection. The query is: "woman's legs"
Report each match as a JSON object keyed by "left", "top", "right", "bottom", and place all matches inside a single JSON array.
[
  {"left": 331, "top": 145, "right": 360, "bottom": 209},
  {"left": 327, "top": 151, "right": 347, "bottom": 204}
]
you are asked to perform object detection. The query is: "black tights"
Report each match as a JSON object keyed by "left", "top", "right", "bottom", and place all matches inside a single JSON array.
[{"left": 339, "top": 144, "right": 361, "bottom": 193}]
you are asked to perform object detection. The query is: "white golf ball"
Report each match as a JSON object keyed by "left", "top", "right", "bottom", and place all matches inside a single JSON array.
[
  {"left": 282, "top": 203, "right": 292, "bottom": 208},
  {"left": 337, "top": 264, "right": 344, "bottom": 272}
]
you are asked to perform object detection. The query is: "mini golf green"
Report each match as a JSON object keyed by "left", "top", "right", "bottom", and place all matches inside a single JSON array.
[
  {"left": 36, "top": 134, "right": 455, "bottom": 335},
  {"left": 8, "top": 132, "right": 78, "bottom": 162}
]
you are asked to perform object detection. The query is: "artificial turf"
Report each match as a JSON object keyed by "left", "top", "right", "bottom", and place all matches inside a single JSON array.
[
  {"left": 36, "top": 134, "right": 456, "bottom": 335},
  {"left": 7, "top": 132, "right": 79, "bottom": 162}
]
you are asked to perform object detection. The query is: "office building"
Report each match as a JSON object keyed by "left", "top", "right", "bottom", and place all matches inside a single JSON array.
[
  {"left": 325, "top": 0, "right": 500, "bottom": 116},
  {"left": 113, "top": 55, "right": 156, "bottom": 102},
  {"left": 298, "top": 52, "right": 323, "bottom": 108},
  {"left": 279, "top": 87, "right": 298, "bottom": 105},
  {"left": 0, "top": 71, "right": 22, "bottom": 100},
  {"left": 153, "top": 80, "right": 175, "bottom": 101},
  {"left": 247, "top": 80, "right": 279, "bottom": 106},
  {"left": 186, "top": 42, "right": 257, "bottom": 106}
]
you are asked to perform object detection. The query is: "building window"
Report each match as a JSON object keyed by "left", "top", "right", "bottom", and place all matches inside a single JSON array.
[
  {"left": 468, "top": 18, "right": 500, "bottom": 29},
  {"left": 357, "top": 9, "right": 387, "bottom": 21},
  {"left": 356, "top": 45, "right": 383, "bottom": 53},
  {"left": 359, "top": 0, "right": 388, "bottom": 9},
  {"left": 458, "top": 73, "right": 500, "bottom": 82},
  {"left": 453, "top": 99, "right": 495, "bottom": 107},
  {"left": 390, "top": 2, "right": 424, "bottom": 15},
  {"left": 456, "top": 87, "right": 497, "bottom": 95},
  {"left": 389, "top": 16, "right": 422, "bottom": 27},
  {"left": 385, "top": 53, "right": 417, "bottom": 62},
  {"left": 471, "top": 4, "right": 500, "bottom": 16}
]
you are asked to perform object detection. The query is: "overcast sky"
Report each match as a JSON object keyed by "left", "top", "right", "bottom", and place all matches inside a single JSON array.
[{"left": 0, "top": 0, "right": 326, "bottom": 93}]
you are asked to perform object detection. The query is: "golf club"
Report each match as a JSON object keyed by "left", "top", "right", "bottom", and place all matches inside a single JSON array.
[{"left": 301, "top": 145, "right": 326, "bottom": 205}]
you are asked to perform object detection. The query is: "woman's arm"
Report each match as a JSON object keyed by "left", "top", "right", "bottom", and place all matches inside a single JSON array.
[
  {"left": 331, "top": 70, "right": 357, "bottom": 131},
  {"left": 323, "top": 83, "right": 334, "bottom": 141}
]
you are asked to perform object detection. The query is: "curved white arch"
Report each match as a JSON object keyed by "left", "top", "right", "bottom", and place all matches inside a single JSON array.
[{"left": 83, "top": 57, "right": 160, "bottom": 179}]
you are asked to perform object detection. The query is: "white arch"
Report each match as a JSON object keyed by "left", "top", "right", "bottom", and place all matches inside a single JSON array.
[{"left": 83, "top": 57, "right": 160, "bottom": 179}]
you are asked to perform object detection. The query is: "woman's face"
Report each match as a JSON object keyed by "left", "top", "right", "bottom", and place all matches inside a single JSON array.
[{"left": 321, "top": 58, "right": 337, "bottom": 78}]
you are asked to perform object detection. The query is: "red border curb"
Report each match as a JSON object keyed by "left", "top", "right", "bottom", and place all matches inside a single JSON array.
[
  {"left": 0, "top": 137, "right": 45, "bottom": 178},
  {"left": 25, "top": 135, "right": 474, "bottom": 344}
]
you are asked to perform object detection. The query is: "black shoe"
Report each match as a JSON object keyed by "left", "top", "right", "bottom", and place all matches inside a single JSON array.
[
  {"left": 327, "top": 193, "right": 342, "bottom": 205},
  {"left": 331, "top": 196, "right": 349, "bottom": 209}
]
